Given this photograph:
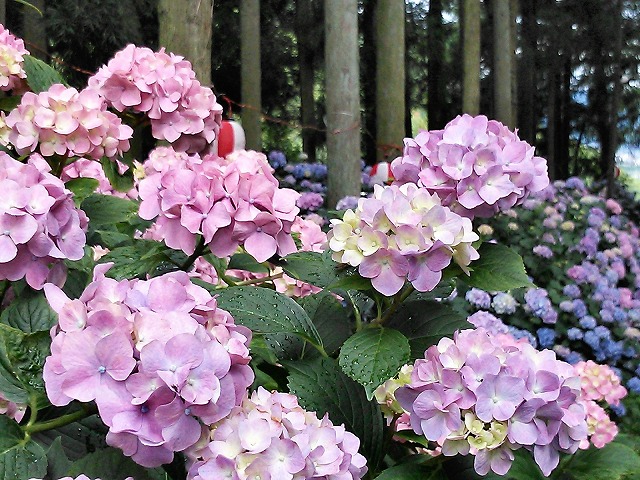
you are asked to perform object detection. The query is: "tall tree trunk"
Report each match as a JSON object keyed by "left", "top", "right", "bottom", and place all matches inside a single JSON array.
[
  {"left": 158, "top": 0, "right": 213, "bottom": 85},
  {"left": 492, "top": 0, "right": 513, "bottom": 126},
  {"left": 558, "top": 54, "right": 571, "bottom": 179},
  {"left": 462, "top": 0, "right": 481, "bottom": 115},
  {"left": 606, "top": 0, "right": 623, "bottom": 197},
  {"left": 546, "top": 62, "right": 558, "bottom": 180},
  {"left": 240, "top": 0, "right": 262, "bottom": 151},
  {"left": 22, "top": 0, "right": 46, "bottom": 60},
  {"left": 427, "top": 0, "right": 446, "bottom": 129},
  {"left": 375, "top": 0, "right": 405, "bottom": 162},
  {"left": 361, "top": 0, "right": 377, "bottom": 165},
  {"left": 518, "top": 0, "right": 536, "bottom": 144},
  {"left": 0, "top": 0, "right": 5, "bottom": 27},
  {"left": 325, "top": 0, "right": 361, "bottom": 209},
  {"left": 510, "top": 0, "right": 518, "bottom": 127},
  {"left": 296, "top": 0, "right": 319, "bottom": 162}
]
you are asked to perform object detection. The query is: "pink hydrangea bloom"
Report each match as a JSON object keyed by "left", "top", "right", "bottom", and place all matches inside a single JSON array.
[
  {"left": 139, "top": 148, "right": 300, "bottom": 263},
  {"left": 328, "top": 183, "right": 479, "bottom": 296},
  {"left": 395, "top": 328, "right": 588, "bottom": 477},
  {"left": 0, "top": 153, "right": 87, "bottom": 289},
  {"left": 187, "top": 387, "right": 367, "bottom": 480},
  {"left": 30, "top": 477, "right": 133, "bottom": 480},
  {"left": 574, "top": 360, "right": 627, "bottom": 406},
  {"left": 0, "top": 24, "right": 28, "bottom": 92},
  {"left": 89, "top": 44, "right": 222, "bottom": 154},
  {"left": 0, "top": 391, "right": 26, "bottom": 422},
  {"left": 391, "top": 114, "right": 550, "bottom": 219},
  {"left": 580, "top": 400, "right": 618, "bottom": 449},
  {"left": 43, "top": 264, "right": 254, "bottom": 467},
  {"left": 4, "top": 84, "right": 132, "bottom": 160}
]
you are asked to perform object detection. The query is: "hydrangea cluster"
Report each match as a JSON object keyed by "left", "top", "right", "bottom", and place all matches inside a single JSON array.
[
  {"left": 395, "top": 328, "right": 588, "bottom": 476},
  {"left": 42, "top": 265, "right": 253, "bottom": 467},
  {"left": 328, "top": 183, "right": 479, "bottom": 296},
  {"left": 574, "top": 360, "right": 627, "bottom": 406},
  {"left": 4, "top": 84, "right": 132, "bottom": 159},
  {"left": 0, "top": 153, "right": 87, "bottom": 289},
  {"left": 268, "top": 150, "right": 287, "bottom": 169},
  {"left": 89, "top": 44, "right": 222, "bottom": 154},
  {"left": 139, "top": 148, "right": 300, "bottom": 263},
  {"left": 390, "top": 114, "right": 549, "bottom": 219},
  {"left": 0, "top": 24, "right": 28, "bottom": 92},
  {"left": 296, "top": 191, "right": 324, "bottom": 212},
  {"left": 187, "top": 387, "right": 367, "bottom": 480}
]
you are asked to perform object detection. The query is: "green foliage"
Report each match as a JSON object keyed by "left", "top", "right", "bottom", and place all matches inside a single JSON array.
[
  {"left": 280, "top": 250, "right": 371, "bottom": 291},
  {"left": 463, "top": 243, "right": 534, "bottom": 291},
  {"left": 66, "top": 448, "right": 167, "bottom": 480},
  {"left": 287, "top": 357, "right": 385, "bottom": 470},
  {"left": 299, "top": 291, "right": 352, "bottom": 355},
  {"left": 338, "top": 327, "right": 410, "bottom": 400},
  {"left": 0, "top": 416, "right": 48, "bottom": 480},
  {"left": 80, "top": 194, "right": 138, "bottom": 226},
  {"left": 22, "top": 55, "right": 66, "bottom": 92},
  {"left": 0, "top": 289, "right": 57, "bottom": 333},
  {"left": 64, "top": 178, "right": 100, "bottom": 207},
  {"left": 99, "top": 157, "right": 134, "bottom": 193},
  {"left": 375, "top": 463, "right": 447, "bottom": 480}
]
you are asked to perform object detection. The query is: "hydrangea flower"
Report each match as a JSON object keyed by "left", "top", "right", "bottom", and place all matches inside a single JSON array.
[
  {"left": 0, "top": 24, "right": 28, "bottom": 92},
  {"left": 0, "top": 153, "right": 87, "bottom": 289},
  {"left": 4, "top": 84, "right": 132, "bottom": 160},
  {"left": 336, "top": 195, "right": 360, "bottom": 211},
  {"left": 296, "top": 191, "right": 324, "bottom": 212},
  {"left": 139, "top": 148, "right": 300, "bottom": 263},
  {"left": 0, "top": 391, "right": 26, "bottom": 422},
  {"left": 88, "top": 44, "right": 222, "bottom": 154},
  {"left": 268, "top": 150, "right": 287, "bottom": 169},
  {"left": 187, "top": 387, "right": 367, "bottom": 480},
  {"left": 465, "top": 288, "right": 491, "bottom": 309},
  {"left": 43, "top": 264, "right": 254, "bottom": 467},
  {"left": 395, "top": 328, "right": 588, "bottom": 476},
  {"left": 328, "top": 183, "right": 479, "bottom": 296},
  {"left": 390, "top": 114, "right": 549, "bottom": 219}
]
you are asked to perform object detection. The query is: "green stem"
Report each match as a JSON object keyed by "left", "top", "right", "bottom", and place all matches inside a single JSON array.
[
  {"left": 373, "top": 284, "right": 415, "bottom": 327},
  {"left": 346, "top": 290, "right": 363, "bottom": 332},
  {"left": 234, "top": 271, "right": 284, "bottom": 287},
  {"left": 181, "top": 237, "right": 207, "bottom": 271},
  {"left": 24, "top": 404, "right": 95, "bottom": 435}
]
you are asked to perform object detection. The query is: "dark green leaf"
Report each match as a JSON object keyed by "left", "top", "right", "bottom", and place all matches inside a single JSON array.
[
  {"left": 0, "top": 416, "right": 48, "bottom": 480},
  {"left": 0, "top": 96, "right": 21, "bottom": 112},
  {"left": 44, "top": 438, "right": 71, "bottom": 480},
  {"left": 93, "top": 230, "right": 133, "bottom": 249},
  {"left": 64, "top": 178, "right": 100, "bottom": 207},
  {"left": 228, "top": 252, "right": 270, "bottom": 274},
  {"left": 0, "top": 289, "right": 57, "bottom": 333},
  {"left": 386, "top": 300, "right": 469, "bottom": 360},
  {"left": 463, "top": 243, "right": 534, "bottom": 291},
  {"left": 299, "top": 291, "right": 352, "bottom": 355},
  {"left": 33, "top": 414, "right": 107, "bottom": 462},
  {"left": 99, "top": 241, "right": 168, "bottom": 280},
  {"left": 286, "top": 357, "right": 385, "bottom": 470},
  {"left": 214, "top": 286, "right": 323, "bottom": 348},
  {"left": 338, "top": 327, "right": 410, "bottom": 400},
  {"left": 23, "top": 55, "right": 66, "bottom": 92},
  {"left": 100, "top": 157, "right": 134, "bottom": 193},
  {"left": 564, "top": 441, "right": 640, "bottom": 480},
  {"left": 375, "top": 463, "right": 446, "bottom": 480},
  {"left": 280, "top": 251, "right": 371, "bottom": 291},
  {"left": 80, "top": 194, "right": 138, "bottom": 226},
  {"left": 67, "top": 447, "right": 166, "bottom": 480}
]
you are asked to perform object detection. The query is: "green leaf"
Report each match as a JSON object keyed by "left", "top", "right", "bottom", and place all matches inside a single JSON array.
[
  {"left": 99, "top": 157, "right": 134, "bottom": 193},
  {"left": 99, "top": 241, "right": 169, "bottom": 280},
  {"left": 0, "top": 325, "right": 50, "bottom": 406},
  {"left": 564, "top": 441, "right": 640, "bottom": 480},
  {"left": 44, "top": 438, "right": 71, "bottom": 480},
  {"left": 463, "top": 243, "right": 534, "bottom": 291},
  {"left": 287, "top": 357, "right": 385, "bottom": 469},
  {"left": 64, "top": 177, "right": 99, "bottom": 207},
  {"left": 23, "top": 55, "right": 66, "bottom": 93},
  {"left": 280, "top": 251, "right": 371, "bottom": 291},
  {"left": 0, "top": 289, "right": 57, "bottom": 333},
  {"left": 33, "top": 414, "right": 107, "bottom": 462},
  {"left": 338, "top": 327, "right": 410, "bottom": 400},
  {"left": 81, "top": 194, "right": 138, "bottom": 226},
  {"left": 386, "top": 300, "right": 469, "bottom": 360},
  {"left": 299, "top": 291, "right": 352, "bottom": 355},
  {"left": 375, "top": 463, "right": 446, "bottom": 480},
  {"left": 67, "top": 447, "right": 167, "bottom": 480},
  {"left": 0, "top": 416, "right": 48, "bottom": 480},
  {"left": 0, "top": 96, "right": 22, "bottom": 112},
  {"left": 228, "top": 252, "right": 270, "bottom": 274},
  {"left": 213, "top": 286, "right": 323, "bottom": 348}
]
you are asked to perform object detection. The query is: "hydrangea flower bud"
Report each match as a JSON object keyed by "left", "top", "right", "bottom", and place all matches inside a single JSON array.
[{"left": 0, "top": 24, "right": 28, "bottom": 92}]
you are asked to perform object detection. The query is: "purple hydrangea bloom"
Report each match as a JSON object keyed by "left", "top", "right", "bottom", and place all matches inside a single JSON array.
[{"left": 267, "top": 150, "right": 287, "bottom": 169}]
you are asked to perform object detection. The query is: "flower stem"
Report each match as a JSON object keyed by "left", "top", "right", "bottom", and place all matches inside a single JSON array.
[
  {"left": 24, "top": 404, "right": 96, "bottom": 435},
  {"left": 181, "top": 237, "right": 207, "bottom": 271},
  {"left": 234, "top": 271, "right": 284, "bottom": 287},
  {"left": 374, "top": 284, "right": 415, "bottom": 326}
]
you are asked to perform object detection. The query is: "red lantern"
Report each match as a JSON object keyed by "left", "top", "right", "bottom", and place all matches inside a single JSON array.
[{"left": 214, "top": 120, "right": 246, "bottom": 157}]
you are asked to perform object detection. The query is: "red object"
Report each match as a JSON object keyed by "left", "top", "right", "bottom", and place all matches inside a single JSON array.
[
  {"left": 370, "top": 162, "right": 394, "bottom": 185},
  {"left": 216, "top": 120, "right": 246, "bottom": 157}
]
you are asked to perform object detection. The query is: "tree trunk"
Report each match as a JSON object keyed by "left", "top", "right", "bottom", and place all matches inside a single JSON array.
[
  {"left": 22, "top": 0, "right": 46, "bottom": 60},
  {"left": 606, "top": 0, "right": 623, "bottom": 197},
  {"left": 492, "top": 0, "right": 513, "bottom": 126},
  {"left": 462, "top": 0, "right": 481, "bottom": 115},
  {"left": 427, "top": 0, "right": 446, "bottom": 129},
  {"left": 375, "top": 0, "right": 405, "bottom": 162},
  {"left": 240, "top": 0, "right": 262, "bottom": 151},
  {"left": 518, "top": 0, "right": 536, "bottom": 144},
  {"left": 0, "top": 0, "right": 5, "bottom": 26},
  {"left": 546, "top": 64, "right": 558, "bottom": 180},
  {"left": 296, "top": 0, "right": 319, "bottom": 162},
  {"left": 325, "top": 0, "right": 361, "bottom": 209},
  {"left": 361, "top": 0, "right": 377, "bottom": 165},
  {"left": 158, "top": 0, "right": 213, "bottom": 85},
  {"left": 510, "top": 0, "right": 518, "bottom": 127}
]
